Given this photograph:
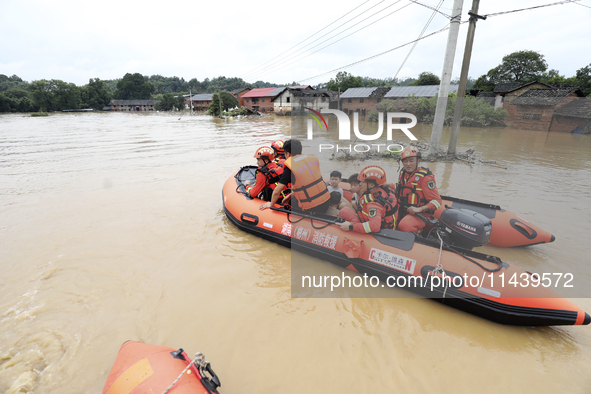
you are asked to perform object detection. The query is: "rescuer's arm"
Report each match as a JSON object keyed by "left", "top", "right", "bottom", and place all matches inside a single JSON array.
[
  {"left": 245, "top": 171, "right": 266, "bottom": 198},
  {"left": 260, "top": 183, "right": 286, "bottom": 210}
]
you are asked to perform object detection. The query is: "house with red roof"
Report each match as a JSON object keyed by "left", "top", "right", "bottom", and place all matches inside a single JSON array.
[{"left": 242, "top": 87, "right": 285, "bottom": 113}]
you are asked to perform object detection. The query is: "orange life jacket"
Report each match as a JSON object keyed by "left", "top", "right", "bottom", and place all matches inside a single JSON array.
[
  {"left": 396, "top": 167, "right": 432, "bottom": 214},
  {"left": 358, "top": 186, "right": 399, "bottom": 229},
  {"left": 284, "top": 154, "right": 329, "bottom": 210}
]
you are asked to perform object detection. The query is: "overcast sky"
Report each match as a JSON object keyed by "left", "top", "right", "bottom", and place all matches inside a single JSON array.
[{"left": 1, "top": 0, "right": 590, "bottom": 86}]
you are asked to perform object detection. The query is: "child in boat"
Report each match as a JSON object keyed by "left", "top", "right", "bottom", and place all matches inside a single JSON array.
[
  {"left": 347, "top": 173, "right": 363, "bottom": 208},
  {"left": 326, "top": 171, "right": 344, "bottom": 198},
  {"left": 325, "top": 191, "right": 342, "bottom": 216}
]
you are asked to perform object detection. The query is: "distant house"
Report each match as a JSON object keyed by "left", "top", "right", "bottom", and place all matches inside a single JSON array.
[
  {"left": 231, "top": 88, "right": 251, "bottom": 107},
  {"left": 273, "top": 88, "right": 329, "bottom": 113},
  {"left": 109, "top": 100, "right": 157, "bottom": 112},
  {"left": 496, "top": 81, "right": 553, "bottom": 109},
  {"left": 188, "top": 94, "right": 214, "bottom": 112},
  {"left": 508, "top": 87, "right": 585, "bottom": 131},
  {"left": 340, "top": 87, "right": 390, "bottom": 116},
  {"left": 549, "top": 98, "right": 591, "bottom": 133},
  {"left": 315, "top": 90, "right": 340, "bottom": 109},
  {"left": 384, "top": 84, "right": 460, "bottom": 99},
  {"left": 242, "top": 88, "right": 284, "bottom": 113},
  {"left": 288, "top": 85, "right": 313, "bottom": 90}
]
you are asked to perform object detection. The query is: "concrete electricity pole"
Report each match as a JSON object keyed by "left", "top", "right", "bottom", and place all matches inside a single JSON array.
[
  {"left": 448, "top": 0, "right": 486, "bottom": 155},
  {"left": 428, "top": 0, "right": 464, "bottom": 157}
]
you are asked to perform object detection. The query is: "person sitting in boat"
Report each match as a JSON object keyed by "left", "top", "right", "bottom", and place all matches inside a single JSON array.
[
  {"left": 326, "top": 170, "right": 344, "bottom": 198},
  {"left": 260, "top": 139, "right": 330, "bottom": 214},
  {"left": 271, "top": 140, "right": 286, "bottom": 164},
  {"left": 395, "top": 145, "right": 442, "bottom": 234},
  {"left": 325, "top": 191, "right": 342, "bottom": 216},
  {"left": 244, "top": 146, "right": 286, "bottom": 201},
  {"left": 338, "top": 165, "right": 398, "bottom": 233},
  {"left": 347, "top": 173, "right": 363, "bottom": 208}
]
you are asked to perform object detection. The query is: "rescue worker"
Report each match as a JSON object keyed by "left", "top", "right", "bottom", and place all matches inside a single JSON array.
[
  {"left": 339, "top": 165, "right": 398, "bottom": 233},
  {"left": 395, "top": 146, "right": 442, "bottom": 234},
  {"left": 244, "top": 146, "right": 284, "bottom": 201},
  {"left": 271, "top": 140, "right": 286, "bottom": 163},
  {"left": 260, "top": 139, "right": 330, "bottom": 214}
]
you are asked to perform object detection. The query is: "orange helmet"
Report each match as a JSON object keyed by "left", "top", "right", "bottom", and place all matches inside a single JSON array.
[
  {"left": 271, "top": 140, "right": 285, "bottom": 155},
  {"left": 358, "top": 165, "right": 387, "bottom": 186},
  {"left": 400, "top": 145, "right": 421, "bottom": 160},
  {"left": 254, "top": 146, "right": 275, "bottom": 161}
]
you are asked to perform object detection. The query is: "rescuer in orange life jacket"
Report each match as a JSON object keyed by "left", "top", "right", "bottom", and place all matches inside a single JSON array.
[
  {"left": 244, "top": 146, "right": 285, "bottom": 201},
  {"left": 271, "top": 140, "right": 286, "bottom": 164},
  {"left": 259, "top": 139, "right": 330, "bottom": 214},
  {"left": 395, "top": 145, "right": 442, "bottom": 234},
  {"left": 338, "top": 165, "right": 399, "bottom": 233}
]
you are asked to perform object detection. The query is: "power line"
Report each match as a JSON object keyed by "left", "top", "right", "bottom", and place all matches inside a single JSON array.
[
  {"left": 245, "top": 1, "right": 404, "bottom": 81},
  {"left": 484, "top": 0, "right": 581, "bottom": 17},
  {"left": 248, "top": 1, "right": 412, "bottom": 82},
  {"left": 241, "top": 1, "right": 382, "bottom": 80},
  {"left": 572, "top": 0, "right": 591, "bottom": 8},
  {"left": 407, "top": 0, "right": 451, "bottom": 18},
  {"left": 297, "top": 0, "right": 579, "bottom": 85},
  {"left": 394, "top": 0, "right": 445, "bottom": 79},
  {"left": 297, "top": 24, "right": 452, "bottom": 83}
]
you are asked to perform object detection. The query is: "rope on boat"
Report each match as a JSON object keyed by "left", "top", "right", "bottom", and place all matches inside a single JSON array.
[
  {"left": 424, "top": 231, "right": 450, "bottom": 298},
  {"left": 161, "top": 352, "right": 207, "bottom": 394}
]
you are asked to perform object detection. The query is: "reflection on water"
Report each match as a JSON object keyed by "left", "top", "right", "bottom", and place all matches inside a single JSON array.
[{"left": 0, "top": 112, "right": 590, "bottom": 393}]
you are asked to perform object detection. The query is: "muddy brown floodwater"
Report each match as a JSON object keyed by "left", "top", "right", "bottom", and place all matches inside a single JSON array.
[{"left": 1, "top": 112, "right": 590, "bottom": 393}]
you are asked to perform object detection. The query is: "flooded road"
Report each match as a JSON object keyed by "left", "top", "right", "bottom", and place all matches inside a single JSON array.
[{"left": 1, "top": 112, "right": 590, "bottom": 393}]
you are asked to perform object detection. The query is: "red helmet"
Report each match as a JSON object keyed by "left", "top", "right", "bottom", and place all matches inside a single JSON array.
[
  {"left": 358, "top": 165, "right": 387, "bottom": 186},
  {"left": 254, "top": 146, "right": 275, "bottom": 161},
  {"left": 271, "top": 140, "right": 285, "bottom": 155},
  {"left": 400, "top": 146, "right": 421, "bottom": 160}
]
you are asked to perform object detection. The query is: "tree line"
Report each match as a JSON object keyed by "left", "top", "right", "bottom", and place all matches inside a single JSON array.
[{"left": 1, "top": 50, "right": 589, "bottom": 113}]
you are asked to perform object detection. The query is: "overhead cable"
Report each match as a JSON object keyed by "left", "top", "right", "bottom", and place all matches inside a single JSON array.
[
  {"left": 241, "top": 0, "right": 381, "bottom": 79},
  {"left": 249, "top": 1, "right": 412, "bottom": 81},
  {"left": 297, "top": 24, "right": 452, "bottom": 83},
  {"left": 394, "top": 0, "right": 446, "bottom": 79}
]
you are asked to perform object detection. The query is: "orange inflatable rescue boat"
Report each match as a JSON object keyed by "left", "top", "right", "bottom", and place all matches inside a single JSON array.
[
  {"left": 223, "top": 166, "right": 589, "bottom": 327},
  {"left": 339, "top": 186, "right": 555, "bottom": 248},
  {"left": 103, "top": 341, "right": 220, "bottom": 394}
]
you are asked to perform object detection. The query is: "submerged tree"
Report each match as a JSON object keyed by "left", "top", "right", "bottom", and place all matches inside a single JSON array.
[{"left": 207, "top": 92, "right": 239, "bottom": 116}]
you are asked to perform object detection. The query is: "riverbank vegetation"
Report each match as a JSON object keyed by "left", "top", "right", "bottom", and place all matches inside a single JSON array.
[{"left": 369, "top": 95, "right": 509, "bottom": 127}]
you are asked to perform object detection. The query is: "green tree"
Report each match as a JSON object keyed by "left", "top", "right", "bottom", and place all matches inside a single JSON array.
[
  {"left": 496, "top": 50, "right": 547, "bottom": 83},
  {"left": 207, "top": 91, "right": 239, "bottom": 116},
  {"left": 326, "top": 71, "right": 363, "bottom": 92},
  {"left": 80, "top": 78, "right": 112, "bottom": 109},
  {"left": 155, "top": 93, "right": 186, "bottom": 111},
  {"left": 114, "top": 73, "right": 155, "bottom": 99},
  {"left": 575, "top": 63, "right": 591, "bottom": 96},
  {"left": 28, "top": 79, "right": 81, "bottom": 111},
  {"left": 0, "top": 74, "right": 29, "bottom": 93},
  {"left": 410, "top": 71, "right": 441, "bottom": 86}
]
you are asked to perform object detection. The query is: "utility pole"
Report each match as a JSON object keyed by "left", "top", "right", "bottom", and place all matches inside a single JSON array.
[
  {"left": 428, "top": 0, "right": 464, "bottom": 157},
  {"left": 189, "top": 89, "right": 193, "bottom": 115},
  {"left": 218, "top": 87, "right": 223, "bottom": 117},
  {"left": 448, "top": 0, "right": 486, "bottom": 155}
]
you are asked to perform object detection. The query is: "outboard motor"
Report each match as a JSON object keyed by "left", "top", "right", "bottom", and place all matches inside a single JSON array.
[{"left": 438, "top": 208, "right": 492, "bottom": 250}]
